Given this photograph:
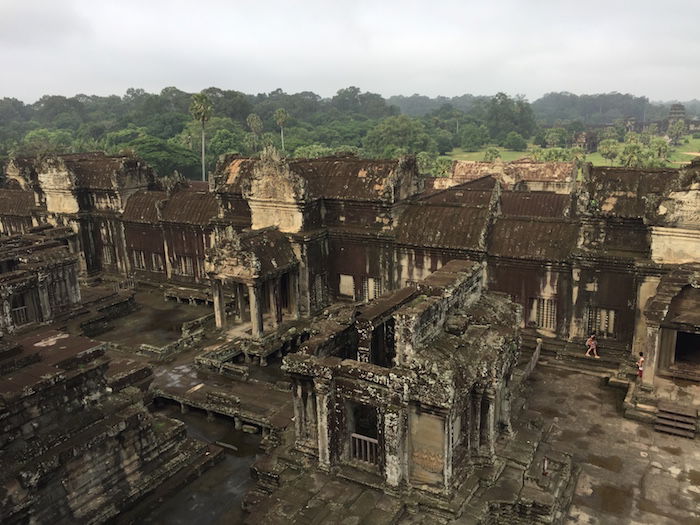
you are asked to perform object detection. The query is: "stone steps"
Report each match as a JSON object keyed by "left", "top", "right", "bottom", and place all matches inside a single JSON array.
[
  {"left": 112, "top": 443, "right": 225, "bottom": 525},
  {"left": 654, "top": 402, "right": 698, "bottom": 439}
]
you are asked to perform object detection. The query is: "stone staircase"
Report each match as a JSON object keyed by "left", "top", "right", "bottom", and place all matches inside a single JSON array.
[
  {"left": 654, "top": 401, "right": 698, "bottom": 439},
  {"left": 521, "top": 333, "right": 629, "bottom": 377}
]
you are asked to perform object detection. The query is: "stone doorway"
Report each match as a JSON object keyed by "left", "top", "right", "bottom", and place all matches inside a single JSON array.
[
  {"left": 675, "top": 331, "right": 700, "bottom": 367},
  {"left": 346, "top": 403, "right": 379, "bottom": 467}
]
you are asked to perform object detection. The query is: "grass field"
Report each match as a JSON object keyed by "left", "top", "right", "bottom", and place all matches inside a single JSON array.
[{"left": 443, "top": 135, "right": 700, "bottom": 167}]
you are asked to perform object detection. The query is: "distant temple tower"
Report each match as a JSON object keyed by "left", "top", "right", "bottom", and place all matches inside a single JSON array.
[{"left": 668, "top": 103, "right": 686, "bottom": 123}]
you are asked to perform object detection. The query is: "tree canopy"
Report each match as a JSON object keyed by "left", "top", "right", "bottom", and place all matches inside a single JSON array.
[{"left": 0, "top": 86, "right": 694, "bottom": 178}]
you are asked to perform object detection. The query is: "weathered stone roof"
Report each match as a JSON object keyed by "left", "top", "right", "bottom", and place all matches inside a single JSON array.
[
  {"left": 500, "top": 191, "right": 571, "bottom": 218},
  {"left": 395, "top": 204, "right": 490, "bottom": 251},
  {"left": 0, "top": 190, "right": 35, "bottom": 216},
  {"left": 216, "top": 155, "right": 418, "bottom": 202},
  {"left": 239, "top": 228, "right": 298, "bottom": 277},
  {"left": 218, "top": 156, "right": 257, "bottom": 193},
  {"left": 160, "top": 190, "right": 218, "bottom": 226},
  {"left": 122, "top": 191, "right": 167, "bottom": 223},
  {"left": 289, "top": 157, "right": 406, "bottom": 201},
  {"left": 420, "top": 188, "right": 493, "bottom": 206},
  {"left": 584, "top": 166, "right": 678, "bottom": 218},
  {"left": 208, "top": 228, "right": 298, "bottom": 281},
  {"left": 451, "top": 159, "right": 575, "bottom": 185},
  {"left": 488, "top": 217, "right": 579, "bottom": 261}
]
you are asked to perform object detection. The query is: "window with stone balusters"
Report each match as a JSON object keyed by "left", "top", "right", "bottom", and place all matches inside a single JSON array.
[
  {"left": 585, "top": 306, "right": 616, "bottom": 338},
  {"left": 531, "top": 297, "right": 557, "bottom": 331}
]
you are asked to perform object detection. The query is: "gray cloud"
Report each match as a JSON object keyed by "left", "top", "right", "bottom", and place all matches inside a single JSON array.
[{"left": 1, "top": 0, "right": 698, "bottom": 102}]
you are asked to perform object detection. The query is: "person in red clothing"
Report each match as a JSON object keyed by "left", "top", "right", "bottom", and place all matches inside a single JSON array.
[
  {"left": 636, "top": 352, "right": 645, "bottom": 378},
  {"left": 585, "top": 333, "right": 600, "bottom": 358}
]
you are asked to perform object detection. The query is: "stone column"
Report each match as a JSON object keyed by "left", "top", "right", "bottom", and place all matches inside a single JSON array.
[
  {"left": 463, "top": 391, "right": 471, "bottom": 452},
  {"left": 314, "top": 380, "right": 332, "bottom": 471},
  {"left": 483, "top": 387, "right": 497, "bottom": 459},
  {"left": 632, "top": 275, "right": 661, "bottom": 359},
  {"left": 236, "top": 283, "right": 247, "bottom": 322},
  {"left": 290, "top": 270, "right": 301, "bottom": 320},
  {"left": 383, "top": 406, "right": 406, "bottom": 487},
  {"left": 470, "top": 387, "right": 482, "bottom": 455},
  {"left": 37, "top": 276, "right": 51, "bottom": 322},
  {"left": 212, "top": 278, "right": 226, "bottom": 329},
  {"left": 643, "top": 325, "right": 661, "bottom": 388},
  {"left": 292, "top": 380, "right": 304, "bottom": 444},
  {"left": 499, "top": 383, "right": 514, "bottom": 436},
  {"left": 270, "top": 276, "right": 283, "bottom": 329},
  {"left": 248, "top": 282, "right": 263, "bottom": 339}
]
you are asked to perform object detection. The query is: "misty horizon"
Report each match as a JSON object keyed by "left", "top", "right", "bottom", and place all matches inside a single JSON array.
[{"left": 2, "top": 0, "right": 698, "bottom": 104}]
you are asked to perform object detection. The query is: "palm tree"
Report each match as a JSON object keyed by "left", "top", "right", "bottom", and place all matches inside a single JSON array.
[
  {"left": 274, "top": 108, "right": 289, "bottom": 151},
  {"left": 246, "top": 113, "right": 263, "bottom": 152},
  {"left": 189, "top": 92, "right": 213, "bottom": 181}
]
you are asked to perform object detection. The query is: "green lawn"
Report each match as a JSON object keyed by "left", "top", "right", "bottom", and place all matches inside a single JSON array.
[{"left": 443, "top": 135, "right": 700, "bottom": 167}]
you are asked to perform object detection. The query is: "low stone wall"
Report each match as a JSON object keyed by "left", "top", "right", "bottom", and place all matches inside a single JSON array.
[
  {"left": 181, "top": 313, "right": 215, "bottom": 337},
  {"left": 139, "top": 332, "right": 204, "bottom": 360},
  {"left": 80, "top": 294, "right": 138, "bottom": 337}
]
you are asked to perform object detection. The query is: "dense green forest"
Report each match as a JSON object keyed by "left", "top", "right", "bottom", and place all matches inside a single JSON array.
[{"left": 0, "top": 87, "right": 697, "bottom": 179}]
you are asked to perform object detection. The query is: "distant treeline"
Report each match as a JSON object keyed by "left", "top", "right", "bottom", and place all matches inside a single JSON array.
[
  {"left": 0, "top": 87, "right": 695, "bottom": 178},
  {"left": 389, "top": 92, "right": 700, "bottom": 124}
]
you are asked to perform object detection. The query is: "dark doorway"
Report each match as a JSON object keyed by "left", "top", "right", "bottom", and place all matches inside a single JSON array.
[
  {"left": 280, "top": 273, "right": 290, "bottom": 310},
  {"left": 371, "top": 318, "right": 396, "bottom": 367},
  {"left": 352, "top": 404, "right": 378, "bottom": 439},
  {"left": 675, "top": 331, "right": 700, "bottom": 366}
]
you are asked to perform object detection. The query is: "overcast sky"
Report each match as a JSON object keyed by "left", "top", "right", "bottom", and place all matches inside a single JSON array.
[{"left": 1, "top": 0, "right": 698, "bottom": 103}]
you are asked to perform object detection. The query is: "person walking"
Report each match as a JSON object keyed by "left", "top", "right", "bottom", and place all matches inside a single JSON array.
[
  {"left": 636, "top": 352, "right": 645, "bottom": 379},
  {"left": 585, "top": 333, "right": 600, "bottom": 358}
]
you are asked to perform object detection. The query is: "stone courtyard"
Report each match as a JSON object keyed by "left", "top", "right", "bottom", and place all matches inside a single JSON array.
[
  {"left": 241, "top": 363, "right": 700, "bottom": 524},
  {"left": 526, "top": 366, "right": 700, "bottom": 525}
]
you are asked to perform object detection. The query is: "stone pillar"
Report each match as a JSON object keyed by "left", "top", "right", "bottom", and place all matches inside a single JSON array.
[
  {"left": 292, "top": 380, "right": 303, "bottom": 444},
  {"left": 314, "top": 380, "right": 332, "bottom": 471},
  {"left": 463, "top": 391, "right": 471, "bottom": 452},
  {"left": 500, "top": 383, "right": 513, "bottom": 436},
  {"left": 1, "top": 299, "right": 12, "bottom": 334},
  {"left": 643, "top": 325, "right": 661, "bottom": 388},
  {"left": 236, "top": 283, "right": 247, "bottom": 322},
  {"left": 383, "top": 406, "right": 406, "bottom": 487},
  {"left": 270, "top": 276, "right": 283, "bottom": 329},
  {"left": 483, "top": 387, "right": 496, "bottom": 459},
  {"left": 290, "top": 270, "right": 301, "bottom": 320},
  {"left": 632, "top": 275, "right": 661, "bottom": 359},
  {"left": 37, "top": 277, "right": 51, "bottom": 322},
  {"left": 248, "top": 283, "right": 263, "bottom": 339},
  {"left": 470, "top": 387, "right": 482, "bottom": 455},
  {"left": 212, "top": 278, "right": 226, "bottom": 329}
]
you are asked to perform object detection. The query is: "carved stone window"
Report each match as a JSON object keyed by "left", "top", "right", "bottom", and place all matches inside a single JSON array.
[
  {"left": 586, "top": 306, "right": 616, "bottom": 338},
  {"left": 531, "top": 297, "right": 557, "bottom": 331},
  {"left": 132, "top": 250, "right": 146, "bottom": 270}
]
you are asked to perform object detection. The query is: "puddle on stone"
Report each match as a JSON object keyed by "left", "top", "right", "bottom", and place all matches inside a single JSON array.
[
  {"left": 637, "top": 428, "right": 651, "bottom": 439},
  {"left": 143, "top": 404, "right": 262, "bottom": 524},
  {"left": 586, "top": 424, "right": 606, "bottom": 437},
  {"left": 539, "top": 406, "right": 563, "bottom": 418},
  {"left": 559, "top": 429, "right": 585, "bottom": 441},
  {"left": 593, "top": 483, "right": 633, "bottom": 516},
  {"left": 661, "top": 446, "right": 682, "bottom": 456},
  {"left": 587, "top": 454, "right": 623, "bottom": 473},
  {"left": 688, "top": 470, "right": 700, "bottom": 486}
]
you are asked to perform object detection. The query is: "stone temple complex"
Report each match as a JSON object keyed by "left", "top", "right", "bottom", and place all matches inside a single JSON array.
[{"left": 0, "top": 150, "right": 699, "bottom": 523}]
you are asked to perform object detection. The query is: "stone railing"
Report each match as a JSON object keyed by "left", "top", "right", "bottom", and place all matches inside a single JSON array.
[{"left": 351, "top": 433, "right": 379, "bottom": 465}]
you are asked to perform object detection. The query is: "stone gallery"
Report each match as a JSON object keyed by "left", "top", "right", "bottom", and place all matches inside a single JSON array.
[{"left": 0, "top": 150, "right": 698, "bottom": 523}]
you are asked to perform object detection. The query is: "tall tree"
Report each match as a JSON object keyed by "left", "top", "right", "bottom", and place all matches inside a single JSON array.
[
  {"left": 597, "top": 139, "right": 619, "bottom": 165},
  {"left": 667, "top": 119, "right": 686, "bottom": 146},
  {"left": 246, "top": 113, "right": 263, "bottom": 152},
  {"left": 189, "top": 92, "right": 213, "bottom": 181},
  {"left": 274, "top": 108, "right": 289, "bottom": 151}
]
